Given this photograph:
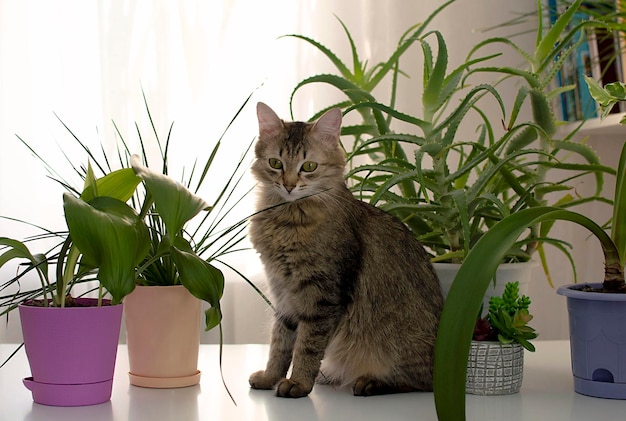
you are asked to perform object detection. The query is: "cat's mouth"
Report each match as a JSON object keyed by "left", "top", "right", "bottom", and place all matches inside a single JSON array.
[{"left": 280, "top": 186, "right": 302, "bottom": 201}]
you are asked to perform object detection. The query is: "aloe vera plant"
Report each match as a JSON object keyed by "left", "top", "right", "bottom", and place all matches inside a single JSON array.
[
  {"left": 434, "top": 77, "right": 626, "bottom": 421},
  {"left": 286, "top": 0, "right": 616, "bottom": 273}
]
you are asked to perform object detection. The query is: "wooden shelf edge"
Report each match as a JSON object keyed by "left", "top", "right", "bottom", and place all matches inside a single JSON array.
[{"left": 557, "top": 113, "right": 626, "bottom": 138}]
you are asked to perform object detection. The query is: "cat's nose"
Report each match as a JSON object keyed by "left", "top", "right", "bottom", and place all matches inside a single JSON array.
[{"left": 284, "top": 184, "right": 295, "bottom": 193}]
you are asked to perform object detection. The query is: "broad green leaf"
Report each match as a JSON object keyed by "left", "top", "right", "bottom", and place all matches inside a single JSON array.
[
  {"left": 0, "top": 238, "right": 38, "bottom": 267},
  {"left": 63, "top": 194, "right": 150, "bottom": 304},
  {"left": 585, "top": 75, "right": 622, "bottom": 119},
  {"left": 85, "top": 168, "right": 142, "bottom": 203},
  {"left": 204, "top": 306, "right": 222, "bottom": 332},
  {"left": 170, "top": 247, "right": 224, "bottom": 331},
  {"left": 131, "top": 154, "right": 209, "bottom": 242},
  {"left": 605, "top": 82, "right": 626, "bottom": 100}
]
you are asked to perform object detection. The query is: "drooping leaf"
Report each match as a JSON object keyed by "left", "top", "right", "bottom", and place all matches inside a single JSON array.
[
  {"left": 0, "top": 238, "right": 50, "bottom": 297},
  {"left": 204, "top": 306, "right": 223, "bottom": 332},
  {"left": 170, "top": 247, "right": 224, "bottom": 331}
]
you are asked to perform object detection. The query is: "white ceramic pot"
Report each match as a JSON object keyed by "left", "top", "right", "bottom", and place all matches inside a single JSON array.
[{"left": 433, "top": 261, "right": 536, "bottom": 313}]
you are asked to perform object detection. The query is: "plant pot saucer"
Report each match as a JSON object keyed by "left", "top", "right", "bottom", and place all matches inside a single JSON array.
[
  {"left": 574, "top": 376, "right": 626, "bottom": 399},
  {"left": 22, "top": 377, "right": 113, "bottom": 407},
  {"left": 128, "top": 370, "right": 201, "bottom": 388}
]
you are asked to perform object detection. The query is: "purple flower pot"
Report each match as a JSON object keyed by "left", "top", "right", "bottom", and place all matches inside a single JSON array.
[
  {"left": 557, "top": 283, "right": 626, "bottom": 399},
  {"left": 19, "top": 298, "right": 123, "bottom": 406}
]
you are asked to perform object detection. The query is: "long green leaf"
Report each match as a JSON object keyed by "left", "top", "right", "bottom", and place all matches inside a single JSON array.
[
  {"left": 422, "top": 31, "right": 448, "bottom": 117},
  {"left": 535, "top": 0, "right": 583, "bottom": 63},
  {"left": 366, "top": 0, "right": 456, "bottom": 90},
  {"left": 613, "top": 141, "right": 626, "bottom": 265},
  {"left": 434, "top": 206, "right": 619, "bottom": 421},
  {"left": 280, "top": 34, "right": 352, "bottom": 81}
]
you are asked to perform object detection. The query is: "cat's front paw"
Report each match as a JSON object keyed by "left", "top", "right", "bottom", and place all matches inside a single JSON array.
[
  {"left": 249, "top": 370, "right": 279, "bottom": 390},
  {"left": 275, "top": 378, "right": 312, "bottom": 398}
]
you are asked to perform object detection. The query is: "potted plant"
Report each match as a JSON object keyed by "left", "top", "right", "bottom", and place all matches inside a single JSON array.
[
  {"left": 0, "top": 165, "right": 150, "bottom": 406},
  {"left": 467, "top": 281, "right": 537, "bottom": 395},
  {"left": 283, "top": 0, "right": 616, "bottom": 299},
  {"left": 0, "top": 97, "right": 255, "bottom": 401},
  {"left": 433, "top": 77, "right": 626, "bottom": 420},
  {"left": 123, "top": 153, "right": 229, "bottom": 389},
  {"left": 111, "top": 99, "right": 255, "bottom": 389},
  {"left": 554, "top": 75, "right": 626, "bottom": 400}
]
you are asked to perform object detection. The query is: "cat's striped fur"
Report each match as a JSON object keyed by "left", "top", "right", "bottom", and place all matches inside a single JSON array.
[{"left": 248, "top": 103, "right": 443, "bottom": 398}]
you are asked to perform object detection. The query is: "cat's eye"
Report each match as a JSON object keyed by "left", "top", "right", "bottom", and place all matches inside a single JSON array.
[
  {"left": 301, "top": 161, "right": 318, "bottom": 172},
  {"left": 268, "top": 158, "right": 283, "bottom": 170}
]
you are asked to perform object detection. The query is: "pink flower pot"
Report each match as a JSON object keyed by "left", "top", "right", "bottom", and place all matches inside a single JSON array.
[
  {"left": 124, "top": 285, "right": 201, "bottom": 388},
  {"left": 19, "top": 298, "right": 123, "bottom": 406}
]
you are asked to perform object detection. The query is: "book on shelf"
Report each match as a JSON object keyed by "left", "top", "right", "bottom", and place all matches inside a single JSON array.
[{"left": 549, "top": 0, "right": 625, "bottom": 121}]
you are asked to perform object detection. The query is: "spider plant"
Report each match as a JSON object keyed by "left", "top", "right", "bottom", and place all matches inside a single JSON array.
[{"left": 0, "top": 93, "right": 259, "bottom": 332}]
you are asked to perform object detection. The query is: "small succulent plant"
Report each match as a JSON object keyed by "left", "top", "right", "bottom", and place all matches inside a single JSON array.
[{"left": 472, "top": 281, "right": 538, "bottom": 351}]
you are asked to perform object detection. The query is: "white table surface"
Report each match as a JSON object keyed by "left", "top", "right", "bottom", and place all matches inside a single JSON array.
[{"left": 1, "top": 341, "right": 625, "bottom": 421}]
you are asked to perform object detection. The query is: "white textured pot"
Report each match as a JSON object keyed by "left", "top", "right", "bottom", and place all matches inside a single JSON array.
[
  {"left": 433, "top": 261, "right": 536, "bottom": 312},
  {"left": 466, "top": 341, "right": 524, "bottom": 395}
]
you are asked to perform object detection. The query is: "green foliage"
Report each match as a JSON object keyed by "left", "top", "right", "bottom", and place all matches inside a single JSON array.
[
  {"left": 63, "top": 194, "right": 151, "bottom": 305},
  {"left": 286, "top": 0, "right": 614, "bottom": 272},
  {"left": 435, "top": 206, "right": 623, "bottom": 421},
  {"left": 0, "top": 93, "right": 258, "bottom": 331},
  {"left": 435, "top": 72, "right": 626, "bottom": 421},
  {"left": 485, "top": 281, "right": 537, "bottom": 351},
  {"left": 584, "top": 77, "right": 626, "bottom": 268},
  {"left": 0, "top": 166, "right": 151, "bottom": 307},
  {"left": 0, "top": 238, "right": 51, "bottom": 305}
]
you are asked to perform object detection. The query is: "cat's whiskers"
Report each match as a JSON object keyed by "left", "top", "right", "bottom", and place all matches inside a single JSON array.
[{"left": 249, "top": 103, "right": 442, "bottom": 398}]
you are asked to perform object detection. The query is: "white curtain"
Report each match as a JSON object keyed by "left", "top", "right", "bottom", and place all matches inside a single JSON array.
[{"left": 2, "top": 0, "right": 551, "bottom": 345}]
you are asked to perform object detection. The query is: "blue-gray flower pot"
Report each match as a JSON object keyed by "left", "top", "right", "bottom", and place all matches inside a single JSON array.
[{"left": 557, "top": 283, "right": 626, "bottom": 399}]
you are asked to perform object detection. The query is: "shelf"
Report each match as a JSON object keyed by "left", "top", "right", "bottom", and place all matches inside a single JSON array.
[{"left": 557, "top": 112, "right": 626, "bottom": 139}]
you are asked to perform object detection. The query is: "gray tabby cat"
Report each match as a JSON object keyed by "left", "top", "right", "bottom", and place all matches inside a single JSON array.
[{"left": 248, "top": 102, "right": 443, "bottom": 398}]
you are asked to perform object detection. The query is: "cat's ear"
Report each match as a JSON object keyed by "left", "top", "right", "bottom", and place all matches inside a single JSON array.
[
  {"left": 311, "top": 108, "right": 342, "bottom": 145},
  {"left": 257, "top": 102, "right": 284, "bottom": 138}
]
